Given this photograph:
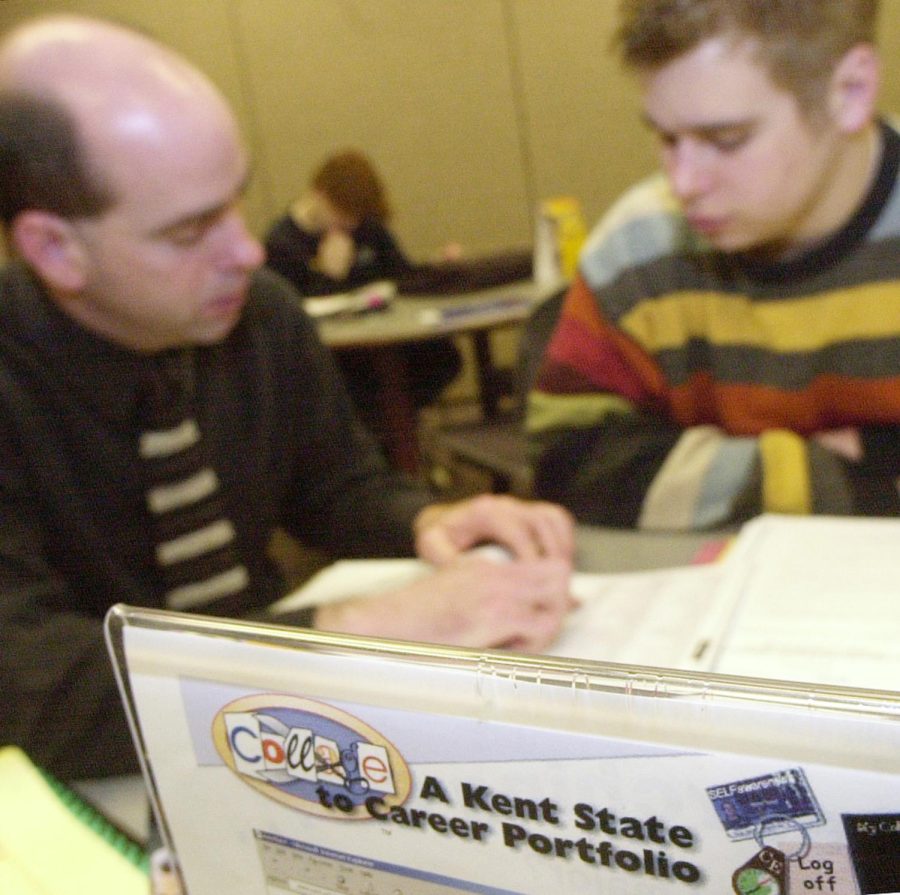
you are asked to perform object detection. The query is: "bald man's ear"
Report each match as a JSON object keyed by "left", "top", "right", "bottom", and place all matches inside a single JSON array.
[
  {"left": 10, "top": 211, "right": 89, "bottom": 292},
  {"left": 829, "top": 43, "right": 880, "bottom": 134}
]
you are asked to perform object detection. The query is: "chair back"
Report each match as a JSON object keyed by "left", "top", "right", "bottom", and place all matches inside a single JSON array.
[{"left": 513, "top": 286, "right": 566, "bottom": 412}]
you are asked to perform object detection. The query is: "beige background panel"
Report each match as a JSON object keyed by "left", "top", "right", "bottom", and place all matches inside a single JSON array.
[
  {"left": 3, "top": 0, "right": 900, "bottom": 255},
  {"left": 877, "top": 12, "right": 900, "bottom": 114},
  {"left": 234, "top": 0, "right": 531, "bottom": 257},
  {"left": 511, "top": 0, "right": 656, "bottom": 228}
]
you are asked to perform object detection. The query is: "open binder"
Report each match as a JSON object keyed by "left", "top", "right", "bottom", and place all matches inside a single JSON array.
[{"left": 106, "top": 605, "right": 900, "bottom": 895}]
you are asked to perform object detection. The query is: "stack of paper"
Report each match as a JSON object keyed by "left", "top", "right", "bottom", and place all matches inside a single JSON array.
[
  {"left": 275, "top": 515, "right": 900, "bottom": 692},
  {"left": 302, "top": 280, "right": 396, "bottom": 318}
]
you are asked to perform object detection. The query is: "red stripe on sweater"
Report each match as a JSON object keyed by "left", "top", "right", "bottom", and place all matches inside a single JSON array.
[
  {"left": 669, "top": 375, "right": 900, "bottom": 433},
  {"left": 539, "top": 277, "right": 664, "bottom": 404}
]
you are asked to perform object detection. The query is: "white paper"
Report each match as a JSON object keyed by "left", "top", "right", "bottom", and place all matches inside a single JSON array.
[
  {"left": 710, "top": 515, "right": 900, "bottom": 691},
  {"left": 271, "top": 558, "right": 429, "bottom": 611},
  {"left": 302, "top": 280, "right": 396, "bottom": 318},
  {"left": 549, "top": 564, "right": 724, "bottom": 669}
]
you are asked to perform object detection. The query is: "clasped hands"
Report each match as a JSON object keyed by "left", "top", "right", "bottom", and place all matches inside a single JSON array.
[{"left": 314, "top": 495, "right": 576, "bottom": 653}]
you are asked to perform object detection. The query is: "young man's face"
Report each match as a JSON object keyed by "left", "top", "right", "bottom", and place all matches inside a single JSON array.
[{"left": 641, "top": 36, "right": 846, "bottom": 255}]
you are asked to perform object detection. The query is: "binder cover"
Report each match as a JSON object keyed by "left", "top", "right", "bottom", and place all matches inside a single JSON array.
[
  {"left": 105, "top": 605, "right": 900, "bottom": 895},
  {"left": 0, "top": 746, "right": 148, "bottom": 895}
]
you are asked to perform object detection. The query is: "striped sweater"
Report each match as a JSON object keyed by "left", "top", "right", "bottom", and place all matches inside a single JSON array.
[{"left": 528, "top": 123, "right": 900, "bottom": 530}]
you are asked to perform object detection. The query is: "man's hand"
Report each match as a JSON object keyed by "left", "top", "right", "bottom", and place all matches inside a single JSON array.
[
  {"left": 313, "top": 552, "right": 572, "bottom": 653},
  {"left": 314, "top": 496, "right": 577, "bottom": 652},
  {"left": 413, "top": 494, "right": 575, "bottom": 565}
]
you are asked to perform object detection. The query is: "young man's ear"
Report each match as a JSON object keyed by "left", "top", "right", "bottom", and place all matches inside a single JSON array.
[
  {"left": 9, "top": 210, "right": 88, "bottom": 292},
  {"left": 829, "top": 43, "right": 881, "bottom": 133}
]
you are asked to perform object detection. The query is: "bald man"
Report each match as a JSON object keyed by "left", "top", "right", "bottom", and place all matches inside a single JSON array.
[{"left": 0, "top": 16, "right": 574, "bottom": 779}]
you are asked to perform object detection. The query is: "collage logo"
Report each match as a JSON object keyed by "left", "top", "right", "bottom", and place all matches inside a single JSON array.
[{"left": 212, "top": 694, "right": 411, "bottom": 819}]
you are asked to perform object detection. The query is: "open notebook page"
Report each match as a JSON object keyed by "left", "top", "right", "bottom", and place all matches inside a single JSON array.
[{"left": 708, "top": 514, "right": 900, "bottom": 691}]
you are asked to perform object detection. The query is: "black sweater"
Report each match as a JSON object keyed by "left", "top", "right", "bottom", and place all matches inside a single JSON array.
[{"left": 0, "top": 263, "right": 432, "bottom": 779}]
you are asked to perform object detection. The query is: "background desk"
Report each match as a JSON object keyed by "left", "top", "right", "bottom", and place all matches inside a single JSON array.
[
  {"left": 315, "top": 281, "right": 555, "bottom": 472},
  {"left": 74, "top": 525, "right": 715, "bottom": 845}
]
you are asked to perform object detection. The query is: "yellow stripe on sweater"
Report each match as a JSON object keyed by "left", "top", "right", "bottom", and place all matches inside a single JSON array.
[
  {"left": 620, "top": 282, "right": 900, "bottom": 354},
  {"left": 526, "top": 391, "right": 633, "bottom": 435},
  {"left": 759, "top": 429, "right": 811, "bottom": 515}
]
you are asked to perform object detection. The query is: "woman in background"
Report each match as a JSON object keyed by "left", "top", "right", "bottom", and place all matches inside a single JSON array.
[{"left": 265, "top": 149, "right": 462, "bottom": 442}]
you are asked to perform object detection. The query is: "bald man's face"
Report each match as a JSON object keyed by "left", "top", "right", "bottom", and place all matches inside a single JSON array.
[{"left": 64, "top": 97, "right": 265, "bottom": 352}]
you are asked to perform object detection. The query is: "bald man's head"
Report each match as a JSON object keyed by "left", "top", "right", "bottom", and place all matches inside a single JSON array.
[
  {"left": 0, "top": 15, "right": 237, "bottom": 227},
  {"left": 0, "top": 15, "right": 263, "bottom": 352}
]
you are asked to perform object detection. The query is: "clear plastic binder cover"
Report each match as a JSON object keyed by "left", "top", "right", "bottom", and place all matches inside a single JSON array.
[{"left": 105, "top": 605, "right": 900, "bottom": 895}]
